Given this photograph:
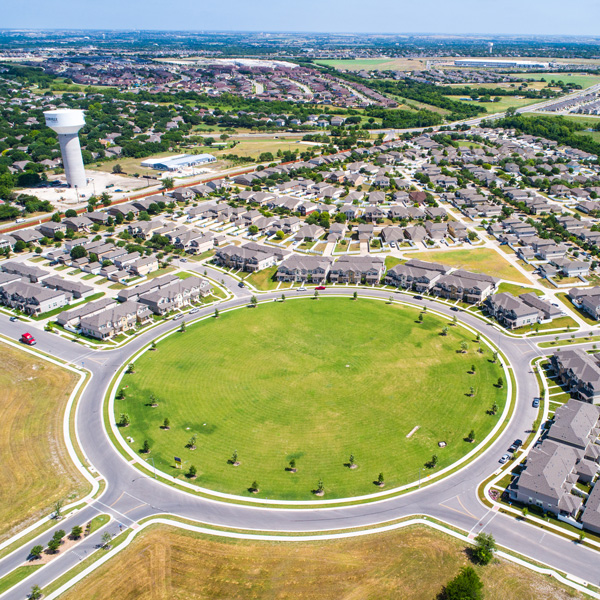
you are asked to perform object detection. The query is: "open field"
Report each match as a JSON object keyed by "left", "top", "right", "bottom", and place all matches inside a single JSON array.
[
  {"left": 0, "top": 343, "right": 88, "bottom": 542},
  {"left": 496, "top": 282, "right": 543, "bottom": 296},
  {"left": 59, "top": 524, "right": 584, "bottom": 600},
  {"left": 213, "top": 137, "right": 306, "bottom": 159},
  {"left": 117, "top": 298, "right": 505, "bottom": 500},
  {"left": 444, "top": 95, "right": 542, "bottom": 114},
  {"left": 242, "top": 265, "right": 279, "bottom": 290},
  {"left": 315, "top": 57, "right": 428, "bottom": 71},
  {"left": 511, "top": 72, "right": 600, "bottom": 88},
  {"left": 408, "top": 248, "right": 531, "bottom": 284}
]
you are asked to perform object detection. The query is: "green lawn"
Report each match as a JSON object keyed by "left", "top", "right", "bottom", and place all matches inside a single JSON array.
[
  {"left": 443, "top": 96, "right": 541, "bottom": 115},
  {"left": 243, "top": 265, "right": 279, "bottom": 291},
  {"left": 408, "top": 248, "right": 531, "bottom": 284},
  {"left": 385, "top": 256, "right": 404, "bottom": 270},
  {"left": 117, "top": 298, "right": 506, "bottom": 500},
  {"left": 0, "top": 565, "right": 42, "bottom": 595},
  {"left": 496, "top": 282, "right": 543, "bottom": 296},
  {"left": 556, "top": 292, "right": 598, "bottom": 326}
]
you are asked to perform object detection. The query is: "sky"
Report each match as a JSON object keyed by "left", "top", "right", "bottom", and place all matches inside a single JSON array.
[{"left": 2, "top": 0, "right": 600, "bottom": 37}]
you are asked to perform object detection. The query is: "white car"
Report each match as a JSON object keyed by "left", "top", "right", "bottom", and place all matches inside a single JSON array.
[
  {"left": 297, "top": 287, "right": 307, "bottom": 292},
  {"left": 189, "top": 307, "right": 199, "bottom": 315},
  {"left": 173, "top": 313, "right": 184, "bottom": 321},
  {"left": 499, "top": 453, "right": 511, "bottom": 464}
]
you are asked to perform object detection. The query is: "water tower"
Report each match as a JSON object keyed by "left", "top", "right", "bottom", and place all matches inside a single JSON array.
[{"left": 44, "top": 109, "right": 87, "bottom": 189}]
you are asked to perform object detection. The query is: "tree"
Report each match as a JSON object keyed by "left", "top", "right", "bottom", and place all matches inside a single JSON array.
[
  {"left": 47, "top": 537, "right": 60, "bottom": 553},
  {"left": 497, "top": 376, "right": 504, "bottom": 388},
  {"left": 377, "top": 472, "right": 385, "bottom": 485},
  {"left": 441, "top": 566, "right": 483, "bottom": 600},
  {"left": 314, "top": 290, "right": 319, "bottom": 299},
  {"left": 71, "top": 525, "right": 83, "bottom": 539},
  {"left": 179, "top": 321, "right": 186, "bottom": 332},
  {"left": 163, "top": 417, "right": 170, "bottom": 429},
  {"left": 126, "top": 362, "right": 135, "bottom": 374},
  {"left": 53, "top": 499, "right": 64, "bottom": 519},
  {"left": 161, "top": 177, "right": 175, "bottom": 190},
  {"left": 442, "top": 326, "right": 449, "bottom": 336},
  {"left": 418, "top": 312, "right": 424, "bottom": 323},
  {"left": 102, "top": 531, "right": 113, "bottom": 549},
  {"left": 471, "top": 364, "right": 476, "bottom": 374},
  {"left": 490, "top": 402, "right": 498, "bottom": 415},
  {"left": 473, "top": 532, "right": 496, "bottom": 565},
  {"left": 289, "top": 458, "right": 296, "bottom": 471},
  {"left": 14, "top": 240, "right": 26, "bottom": 252},
  {"left": 281, "top": 293, "right": 286, "bottom": 302},
  {"left": 353, "top": 291, "right": 358, "bottom": 300},
  {"left": 214, "top": 308, "right": 220, "bottom": 318},
  {"left": 112, "top": 163, "right": 123, "bottom": 174},
  {"left": 30, "top": 545, "right": 43, "bottom": 559},
  {"left": 452, "top": 315, "right": 458, "bottom": 326},
  {"left": 275, "top": 230, "right": 285, "bottom": 240},
  {"left": 248, "top": 225, "right": 259, "bottom": 235},
  {"left": 460, "top": 341, "right": 468, "bottom": 353},
  {"left": 349, "top": 454, "right": 355, "bottom": 467},
  {"left": 467, "top": 429, "right": 475, "bottom": 442},
  {"left": 142, "top": 439, "right": 150, "bottom": 454},
  {"left": 250, "top": 295, "right": 258, "bottom": 307},
  {"left": 316, "top": 478, "right": 324, "bottom": 494},
  {"left": 469, "top": 386, "right": 475, "bottom": 397},
  {"left": 29, "top": 585, "right": 43, "bottom": 600},
  {"left": 187, "top": 435, "right": 197, "bottom": 449},
  {"left": 492, "top": 351, "right": 498, "bottom": 363},
  {"left": 250, "top": 480, "right": 259, "bottom": 492},
  {"left": 118, "top": 413, "right": 130, "bottom": 427},
  {"left": 70, "top": 245, "right": 87, "bottom": 260},
  {"left": 187, "top": 465, "right": 197, "bottom": 478},
  {"left": 151, "top": 341, "right": 157, "bottom": 351},
  {"left": 231, "top": 449, "right": 238, "bottom": 464}
]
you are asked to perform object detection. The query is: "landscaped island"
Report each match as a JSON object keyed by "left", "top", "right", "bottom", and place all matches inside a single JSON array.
[{"left": 115, "top": 298, "right": 506, "bottom": 500}]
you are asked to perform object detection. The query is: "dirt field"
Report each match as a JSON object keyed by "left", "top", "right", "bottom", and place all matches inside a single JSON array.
[
  {"left": 0, "top": 343, "right": 87, "bottom": 542},
  {"left": 59, "top": 524, "right": 584, "bottom": 600}
]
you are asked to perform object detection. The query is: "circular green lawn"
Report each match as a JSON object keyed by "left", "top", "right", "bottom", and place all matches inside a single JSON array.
[{"left": 116, "top": 298, "right": 506, "bottom": 500}]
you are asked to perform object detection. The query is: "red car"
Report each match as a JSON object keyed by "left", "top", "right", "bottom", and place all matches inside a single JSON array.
[
  {"left": 315, "top": 286, "right": 326, "bottom": 290},
  {"left": 20, "top": 332, "right": 36, "bottom": 346}
]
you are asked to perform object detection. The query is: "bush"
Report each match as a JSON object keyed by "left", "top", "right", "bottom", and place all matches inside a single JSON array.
[
  {"left": 440, "top": 566, "right": 483, "bottom": 600},
  {"left": 472, "top": 532, "right": 496, "bottom": 565}
]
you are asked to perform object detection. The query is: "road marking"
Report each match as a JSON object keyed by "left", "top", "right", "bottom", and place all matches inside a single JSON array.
[
  {"left": 122, "top": 491, "right": 149, "bottom": 506},
  {"left": 439, "top": 495, "right": 478, "bottom": 520},
  {"left": 94, "top": 500, "right": 137, "bottom": 526},
  {"left": 109, "top": 492, "right": 125, "bottom": 507},
  {"left": 122, "top": 502, "right": 148, "bottom": 516}
]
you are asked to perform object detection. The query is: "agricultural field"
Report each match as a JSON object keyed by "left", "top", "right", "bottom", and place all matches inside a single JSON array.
[
  {"left": 58, "top": 524, "right": 584, "bottom": 600},
  {"left": 116, "top": 298, "right": 505, "bottom": 500},
  {"left": 0, "top": 344, "right": 88, "bottom": 542},
  {"left": 408, "top": 248, "right": 531, "bottom": 284}
]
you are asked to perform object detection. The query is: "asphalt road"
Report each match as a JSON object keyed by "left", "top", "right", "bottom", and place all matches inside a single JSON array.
[{"left": 2, "top": 285, "right": 600, "bottom": 599}]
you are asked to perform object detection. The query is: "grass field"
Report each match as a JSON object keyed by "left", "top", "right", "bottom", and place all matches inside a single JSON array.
[
  {"left": 511, "top": 72, "right": 600, "bottom": 88},
  {"left": 496, "top": 282, "right": 543, "bottom": 296},
  {"left": 444, "top": 96, "right": 542, "bottom": 115},
  {"left": 315, "top": 57, "right": 428, "bottom": 71},
  {"left": 0, "top": 566, "right": 42, "bottom": 595},
  {"left": 242, "top": 265, "right": 279, "bottom": 290},
  {"left": 408, "top": 248, "right": 531, "bottom": 284},
  {"left": 0, "top": 343, "right": 88, "bottom": 542},
  {"left": 58, "top": 524, "right": 583, "bottom": 600},
  {"left": 117, "top": 298, "right": 505, "bottom": 500}
]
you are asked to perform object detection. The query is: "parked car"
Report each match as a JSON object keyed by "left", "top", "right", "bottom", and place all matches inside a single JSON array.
[
  {"left": 532, "top": 398, "right": 540, "bottom": 408},
  {"left": 9, "top": 316, "right": 18, "bottom": 322},
  {"left": 173, "top": 313, "right": 184, "bottom": 321},
  {"left": 297, "top": 287, "right": 307, "bottom": 292},
  {"left": 513, "top": 438, "right": 523, "bottom": 448},
  {"left": 499, "top": 453, "right": 511, "bottom": 464},
  {"left": 238, "top": 281, "right": 246, "bottom": 288},
  {"left": 450, "top": 306, "right": 459, "bottom": 312},
  {"left": 413, "top": 295, "right": 423, "bottom": 300},
  {"left": 315, "top": 286, "right": 326, "bottom": 290},
  {"left": 181, "top": 258, "right": 187, "bottom": 263},
  {"left": 20, "top": 332, "right": 36, "bottom": 346},
  {"left": 189, "top": 307, "right": 199, "bottom": 315}
]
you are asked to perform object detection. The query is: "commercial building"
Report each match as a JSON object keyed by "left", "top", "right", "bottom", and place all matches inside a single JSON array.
[{"left": 140, "top": 154, "right": 216, "bottom": 171}]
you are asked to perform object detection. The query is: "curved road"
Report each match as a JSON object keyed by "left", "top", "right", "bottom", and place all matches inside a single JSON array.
[{"left": 1, "top": 282, "right": 599, "bottom": 599}]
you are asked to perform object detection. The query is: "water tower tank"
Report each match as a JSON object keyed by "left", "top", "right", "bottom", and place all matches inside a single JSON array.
[{"left": 44, "top": 109, "right": 87, "bottom": 189}]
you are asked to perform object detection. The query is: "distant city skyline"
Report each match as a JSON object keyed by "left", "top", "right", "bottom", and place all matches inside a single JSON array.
[{"left": 3, "top": 0, "right": 600, "bottom": 37}]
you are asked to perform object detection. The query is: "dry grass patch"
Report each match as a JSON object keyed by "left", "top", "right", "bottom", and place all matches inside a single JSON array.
[{"left": 0, "top": 343, "right": 88, "bottom": 542}]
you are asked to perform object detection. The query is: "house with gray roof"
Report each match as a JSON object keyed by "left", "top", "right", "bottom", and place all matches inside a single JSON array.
[
  {"left": 138, "top": 277, "right": 212, "bottom": 315},
  {"left": 509, "top": 440, "right": 585, "bottom": 518},
  {"left": 276, "top": 255, "right": 332, "bottom": 283},
  {"left": 56, "top": 297, "right": 118, "bottom": 330},
  {"left": 329, "top": 256, "right": 385, "bottom": 285},
  {"left": 551, "top": 349, "right": 600, "bottom": 404},
  {"left": 485, "top": 292, "right": 561, "bottom": 329},
  {"left": 2, "top": 261, "right": 50, "bottom": 283},
  {"left": 433, "top": 270, "right": 498, "bottom": 304},
  {"left": 0, "top": 280, "right": 70, "bottom": 315},
  {"left": 42, "top": 276, "right": 94, "bottom": 299},
  {"left": 215, "top": 242, "right": 289, "bottom": 272},
  {"left": 80, "top": 301, "right": 152, "bottom": 340}
]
